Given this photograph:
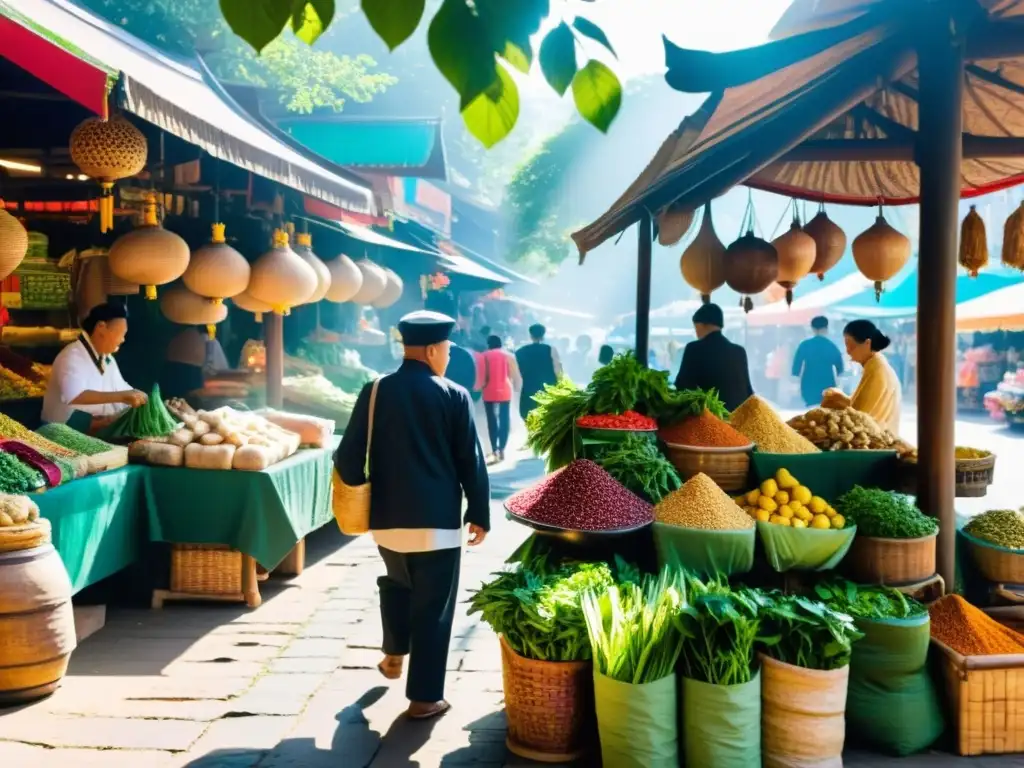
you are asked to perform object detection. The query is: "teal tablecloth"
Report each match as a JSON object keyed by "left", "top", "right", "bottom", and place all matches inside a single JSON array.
[
  {"left": 143, "top": 447, "right": 334, "bottom": 569},
  {"left": 35, "top": 465, "right": 147, "bottom": 594}
]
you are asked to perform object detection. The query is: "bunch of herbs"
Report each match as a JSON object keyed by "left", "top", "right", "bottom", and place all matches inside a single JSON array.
[
  {"left": 653, "top": 388, "right": 730, "bottom": 425},
  {"left": 525, "top": 379, "right": 591, "bottom": 472},
  {"left": 837, "top": 486, "right": 938, "bottom": 539},
  {"left": 753, "top": 592, "right": 863, "bottom": 671},
  {"left": 594, "top": 433, "right": 682, "bottom": 503},
  {"left": 813, "top": 580, "right": 927, "bottom": 620}
]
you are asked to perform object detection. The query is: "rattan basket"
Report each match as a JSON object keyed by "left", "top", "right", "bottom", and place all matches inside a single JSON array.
[
  {"left": 955, "top": 453, "right": 996, "bottom": 497},
  {"left": 843, "top": 532, "right": 937, "bottom": 585},
  {"left": 499, "top": 635, "right": 594, "bottom": 763},
  {"left": 964, "top": 534, "right": 1024, "bottom": 585},
  {"left": 661, "top": 442, "right": 753, "bottom": 492},
  {"left": 331, "top": 468, "right": 369, "bottom": 535},
  {"left": 933, "top": 638, "right": 1024, "bottom": 756},
  {"left": 170, "top": 544, "right": 242, "bottom": 595}
]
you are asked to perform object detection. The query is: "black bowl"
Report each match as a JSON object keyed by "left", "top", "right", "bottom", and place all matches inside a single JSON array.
[{"left": 504, "top": 505, "right": 652, "bottom": 545}]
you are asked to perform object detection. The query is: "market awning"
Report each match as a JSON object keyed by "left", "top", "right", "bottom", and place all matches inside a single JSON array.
[
  {"left": 0, "top": 0, "right": 376, "bottom": 214},
  {"left": 746, "top": 271, "right": 873, "bottom": 326},
  {"left": 956, "top": 281, "right": 1024, "bottom": 331}
]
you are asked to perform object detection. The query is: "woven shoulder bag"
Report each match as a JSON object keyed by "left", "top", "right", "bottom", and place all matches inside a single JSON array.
[{"left": 332, "top": 377, "right": 381, "bottom": 535}]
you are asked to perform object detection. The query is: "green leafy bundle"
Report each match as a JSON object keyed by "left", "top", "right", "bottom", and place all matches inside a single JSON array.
[
  {"left": 98, "top": 385, "right": 180, "bottom": 441},
  {"left": 583, "top": 569, "right": 686, "bottom": 684},
  {"left": 526, "top": 378, "right": 590, "bottom": 472},
  {"left": 468, "top": 560, "right": 615, "bottom": 662},
  {"left": 588, "top": 352, "right": 673, "bottom": 416},
  {"left": 837, "top": 486, "right": 938, "bottom": 539},
  {"left": 753, "top": 592, "right": 863, "bottom": 671},
  {"left": 653, "top": 388, "right": 730, "bottom": 426},
  {"left": 813, "top": 580, "right": 927, "bottom": 621},
  {"left": 594, "top": 433, "right": 682, "bottom": 504}
]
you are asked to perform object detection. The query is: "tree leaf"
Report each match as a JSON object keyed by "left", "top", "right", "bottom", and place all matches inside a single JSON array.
[
  {"left": 539, "top": 22, "right": 576, "bottom": 96},
  {"left": 501, "top": 41, "right": 532, "bottom": 74},
  {"left": 461, "top": 64, "right": 519, "bottom": 148},
  {"left": 475, "top": 0, "right": 549, "bottom": 73},
  {"left": 291, "top": 0, "right": 335, "bottom": 45},
  {"left": 361, "top": 0, "right": 425, "bottom": 50},
  {"left": 572, "top": 59, "right": 621, "bottom": 132},
  {"left": 220, "top": 0, "right": 290, "bottom": 51},
  {"left": 428, "top": 0, "right": 499, "bottom": 109},
  {"left": 572, "top": 16, "right": 615, "bottom": 57}
]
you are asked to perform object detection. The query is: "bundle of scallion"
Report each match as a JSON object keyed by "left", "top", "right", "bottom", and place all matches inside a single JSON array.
[{"left": 583, "top": 570, "right": 686, "bottom": 685}]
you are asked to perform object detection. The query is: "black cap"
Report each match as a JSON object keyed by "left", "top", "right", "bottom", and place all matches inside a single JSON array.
[
  {"left": 811, "top": 316, "right": 828, "bottom": 330},
  {"left": 692, "top": 303, "right": 724, "bottom": 328},
  {"left": 398, "top": 310, "right": 456, "bottom": 346}
]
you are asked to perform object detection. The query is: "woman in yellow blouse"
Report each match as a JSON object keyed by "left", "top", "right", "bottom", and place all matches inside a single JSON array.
[{"left": 822, "top": 319, "right": 902, "bottom": 434}]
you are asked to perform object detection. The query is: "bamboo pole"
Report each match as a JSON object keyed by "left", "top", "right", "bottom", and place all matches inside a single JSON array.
[
  {"left": 265, "top": 312, "right": 284, "bottom": 409},
  {"left": 635, "top": 212, "right": 653, "bottom": 367}
]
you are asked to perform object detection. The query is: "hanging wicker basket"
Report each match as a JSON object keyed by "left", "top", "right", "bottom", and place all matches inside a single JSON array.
[
  {"left": 959, "top": 206, "right": 988, "bottom": 277},
  {"left": 69, "top": 115, "right": 148, "bottom": 233},
  {"left": 853, "top": 212, "right": 911, "bottom": 300},
  {"left": 681, "top": 202, "right": 726, "bottom": 303},
  {"left": 803, "top": 208, "right": 847, "bottom": 280},
  {"left": 0, "top": 206, "right": 28, "bottom": 282},
  {"left": 183, "top": 223, "right": 251, "bottom": 302},
  {"left": 248, "top": 229, "right": 318, "bottom": 314},
  {"left": 725, "top": 228, "right": 778, "bottom": 312},
  {"left": 772, "top": 217, "right": 816, "bottom": 305}
]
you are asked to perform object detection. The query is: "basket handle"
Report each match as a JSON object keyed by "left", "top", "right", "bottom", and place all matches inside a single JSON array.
[{"left": 363, "top": 377, "right": 382, "bottom": 478}]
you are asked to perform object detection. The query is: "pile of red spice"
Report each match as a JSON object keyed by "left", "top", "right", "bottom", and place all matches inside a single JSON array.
[
  {"left": 659, "top": 409, "right": 751, "bottom": 448},
  {"left": 506, "top": 459, "right": 653, "bottom": 531},
  {"left": 576, "top": 411, "right": 657, "bottom": 431}
]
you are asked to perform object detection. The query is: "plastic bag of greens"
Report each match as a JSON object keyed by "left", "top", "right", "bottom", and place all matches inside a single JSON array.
[
  {"left": 594, "top": 671, "right": 677, "bottom": 768},
  {"left": 653, "top": 522, "right": 755, "bottom": 578},
  {"left": 846, "top": 614, "right": 944, "bottom": 755},
  {"left": 757, "top": 521, "right": 857, "bottom": 572},
  {"left": 682, "top": 673, "right": 760, "bottom": 768}
]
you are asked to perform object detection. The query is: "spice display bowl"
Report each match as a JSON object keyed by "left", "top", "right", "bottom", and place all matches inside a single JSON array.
[
  {"left": 661, "top": 441, "right": 753, "bottom": 493},
  {"left": 963, "top": 531, "right": 1024, "bottom": 584},
  {"left": 843, "top": 532, "right": 937, "bottom": 586},
  {"left": 954, "top": 452, "right": 995, "bottom": 498},
  {"left": 504, "top": 507, "right": 652, "bottom": 545}
]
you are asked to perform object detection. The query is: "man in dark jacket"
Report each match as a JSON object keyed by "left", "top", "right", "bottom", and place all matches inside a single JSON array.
[
  {"left": 514, "top": 323, "right": 562, "bottom": 421},
  {"left": 335, "top": 310, "right": 489, "bottom": 721},
  {"left": 674, "top": 303, "right": 754, "bottom": 411},
  {"left": 445, "top": 331, "right": 478, "bottom": 396},
  {"left": 792, "top": 316, "right": 845, "bottom": 406}
]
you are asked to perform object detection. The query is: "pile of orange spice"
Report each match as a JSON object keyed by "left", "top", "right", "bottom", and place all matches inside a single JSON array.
[
  {"left": 929, "top": 595, "right": 1024, "bottom": 656},
  {"left": 659, "top": 409, "right": 751, "bottom": 448}
]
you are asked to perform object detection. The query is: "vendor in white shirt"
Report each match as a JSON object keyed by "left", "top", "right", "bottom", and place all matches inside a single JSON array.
[{"left": 41, "top": 302, "right": 147, "bottom": 426}]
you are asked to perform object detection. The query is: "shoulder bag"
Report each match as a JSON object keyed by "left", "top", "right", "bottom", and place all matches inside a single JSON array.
[{"left": 332, "top": 377, "right": 381, "bottom": 535}]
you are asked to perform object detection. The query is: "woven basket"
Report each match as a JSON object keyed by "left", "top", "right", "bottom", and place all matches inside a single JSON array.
[
  {"left": 500, "top": 635, "right": 593, "bottom": 763},
  {"left": 332, "top": 468, "right": 369, "bottom": 536},
  {"left": 965, "top": 535, "right": 1024, "bottom": 585},
  {"left": 843, "top": 532, "right": 937, "bottom": 586},
  {"left": 170, "top": 544, "right": 242, "bottom": 595},
  {"left": 955, "top": 453, "right": 996, "bottom": 497},
  {"left": 662, "top": 442, "right": 753, "bottom": 492},
  {"left": 933, "top": 638, "right": 1024, "bottom": 755}
]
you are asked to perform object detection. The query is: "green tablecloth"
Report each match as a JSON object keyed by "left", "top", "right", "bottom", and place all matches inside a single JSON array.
[
  {"left": 35, "top": 465, "right": 147, "bottom": 595},
  {"left": 143, "top": 447, "right": 334, "bottom": 569}
]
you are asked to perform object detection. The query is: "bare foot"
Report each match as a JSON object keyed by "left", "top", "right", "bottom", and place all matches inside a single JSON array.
[
  {"left": 407, "top": 700, "right": 451, "bottom": 720},
  {"left": 377, "top": 654, "right": 404, "bottom": 680}
]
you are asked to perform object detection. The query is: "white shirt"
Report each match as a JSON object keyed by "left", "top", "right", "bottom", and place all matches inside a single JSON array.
[
  {"left": 372, "top": 528, "right": 462, "bottom": 553},
  {"left": 41, "top": 335, "right": 131, "bottom": 424}
]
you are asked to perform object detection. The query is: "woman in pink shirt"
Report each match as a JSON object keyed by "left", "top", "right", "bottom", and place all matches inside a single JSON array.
[{"left": 477, "top": 335, "right": 521, "bottom": 463}]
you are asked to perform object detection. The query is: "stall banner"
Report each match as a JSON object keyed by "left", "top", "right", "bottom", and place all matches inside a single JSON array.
[
  {"left": 387, "top": 177, "right": 451, "bottom": 236},
  {"left": 10, "top": 262, "right": 71, "bottom": 310}
]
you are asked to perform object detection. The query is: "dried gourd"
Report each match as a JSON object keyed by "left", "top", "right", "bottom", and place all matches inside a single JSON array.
[
  {"left": 192, "top": 420, "right": 211, "bottom": 437},
  {"left": 184, "top": 442, "right": 236, "bottom": 470},
  {"left": 169, "top": 428, "right": 194, "bottom": 447},
  {"left": 232, "top": 445, "right": 274, "bottom": 471},
  {"left": 199, "top": 433, "right": 224, "bottom": 446}
]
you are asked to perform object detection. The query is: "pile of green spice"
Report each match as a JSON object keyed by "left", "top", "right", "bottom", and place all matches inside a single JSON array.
[
  {"left": 0, "top": 452, "right": 45, "bottom": 494},
  {"left": 837, "top": 486, "right": 938, "bottom": 538},
  {"left": 964, "top": 509, "right": 1024, "bottom": 549},
  {"left": 37, "top": 423, "right": 118, "bottom": 456}
]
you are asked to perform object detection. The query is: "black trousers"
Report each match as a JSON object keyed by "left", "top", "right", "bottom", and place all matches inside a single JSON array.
[
  {"left": 377, "top": 546, "right": 461, "bottom": 703},
  {"left": 484, "top": 400, "right": 510, "bottom": 453}
]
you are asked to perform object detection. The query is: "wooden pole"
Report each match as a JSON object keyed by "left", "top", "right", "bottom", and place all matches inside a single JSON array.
[
  {"left": 265, "top": 312, "right": 284, "bottom": 408},
  {"left": 915, "top": 17, "right": 963, "bottom": 591},
  {"left": 635, "top": 212, "right": 653, "bottom": 367}
]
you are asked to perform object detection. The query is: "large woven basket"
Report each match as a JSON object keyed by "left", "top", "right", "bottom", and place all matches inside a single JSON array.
[
  {"left": 933, "top": 638, "right": 1024, "bottom": 755},
  {"left": 170, "top": 544, "right": 242, "bottom": 595},
  {"left": 964, "top": 534, "right": 1024, "bottom": 585},
  {"left": 843, "top": 532, "right": 937, "bottom": 586},
  {"left": 331, "top": 468, "right": 369, "bottom": 536},
  {"left": 662, "top": 442, "right": 753, "bottom": 493},
  {"left": 499, "top": 635, "right": 594, "bottom": 763},
  {"left": 955, "top": 453, "right": 996, "bottom": 497}
]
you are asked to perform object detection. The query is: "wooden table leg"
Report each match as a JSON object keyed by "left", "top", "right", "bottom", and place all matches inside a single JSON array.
[
  {"left": 242, "top": 554, "right": 262, "bottom": 608},
  {"left": 276, "top": 539, "right": 306, "bottom": 577}
]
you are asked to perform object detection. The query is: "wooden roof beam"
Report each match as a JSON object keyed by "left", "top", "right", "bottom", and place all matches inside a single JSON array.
[
  {"left": 965, "top": 19, "right": 1024, "bottom": 61},
  {"left": 778, "top": 134, "right": 1024, "bottom": 162}
]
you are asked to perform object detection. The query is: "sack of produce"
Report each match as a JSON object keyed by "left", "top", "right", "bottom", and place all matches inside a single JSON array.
[
  {"left": 682, "top": 675, "right": 761, "bottom": 768},
  {"left": 757, "top": 522, "right": 856, "bottom": 572},
  {"left": 593, "top": 672, "right": 677, "bottom": 768}
]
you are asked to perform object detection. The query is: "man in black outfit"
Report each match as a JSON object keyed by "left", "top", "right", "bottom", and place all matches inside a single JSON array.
[
  {"left": 514, "top": 323, "right": 562, "bottom": 421},
  {"left": 334, "top": 310, "right": 490, "bottom": 721},
  {"left": 674, "top": 303, "right": 754, "bottom": 411}
]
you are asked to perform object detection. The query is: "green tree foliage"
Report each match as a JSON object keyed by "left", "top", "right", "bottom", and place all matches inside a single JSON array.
[{"left": 79, "top": 0, "right": 394, "bottom": 113}]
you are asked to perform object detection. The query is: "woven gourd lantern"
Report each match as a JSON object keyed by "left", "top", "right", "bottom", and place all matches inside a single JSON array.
[
  {"left": 0, "top": 205, "right": 28, "bottom": 282},
  {"left": 680, "top": 203, "right": 726, "bottom": 303},
  {"left": 725, "top": 227, "right": 778, "bottom": 313},
  {"left": 1003, "top": 203, "right": 1024, "bottom": 271},
  {"left": 293, "top": 232, "right": 331, "bottom": 304},
  {"left": 658, "top": 206, "right": 695, "bottom": 246},
  {"left": 69, "top": 115, "right": 148, "bottom": 233},
  {"left": 324, "top": 253, "right": 363, "bottom": 303},
  {"left": 160, "top": 285, "right": 227, "bottom": 327},
  {"left": 372, "top": 268, "right": 404, "bottom": 309},
  {"left": 852, "top": 212, "right": 911, "bottom": 300},
  {"left": 183, "top": 223, "right": 251, "bottom": 302},
  {"left": 772, "top": 216, "right": 817, "bottom": 306},
  {"left": 108, "top": 194, "right": 189, "bottom": 300},
  {"left": 803, "top": 208, "right": 847, "bottom": 281},
  {"left": 959, "top": 206, "right": 988, "bottom": 278},
  {"left": 232, "top": 290, "right": 274, "bottom": 323},
  {"left": 247, "top": 229, "right": 318, "bottom": 315},
  {"left": 350, "top": 259, "right": 388, "bottom": 305}
]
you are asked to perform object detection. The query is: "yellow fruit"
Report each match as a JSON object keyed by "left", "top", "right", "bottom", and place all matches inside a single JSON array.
[
  {"left": 791, "top": 518, "right": 808, "bottom": 529},
  {"left": 774, "top": 491, "right": 790, "bottom": 506},
  {"left": 792, "top": 486, "right": 812, "bottom": 505},
  {"left": 760, "top": 479, "right": 779, "bottom": 498},
  {"left": 756, "top": 508, "right": 772, "bottom": 523},
  {"left": 788, "top": 499, "right": 803, "bottom": 511},
  {"left": 795, "top": 506, "right": 814, "bottom": 522},
  {"left": 758, "top": 496, "right": 778, "bottom": 513},
  {"left": 778, "top": 504, "right": 795, "bottom": 519},
  {"left": 811, "top": 514, "right": 831, "bottom": 530},
  {"left": 809, "top": 496, "right": 827, "bottom": 515},
  {"left": 832, "top": 514, "right": 846, "bottom": 529},
  {"left": 776, "top": 468, "right": 798, "bottom": 489},
  {"left": 734, "top": 495, "right": 747, "bottom": 506},
  {"left": 777, "top": 516, "right": 792, "bottom": 527},
  {"left": 746, "top": 490, "right": 761, "bottom": 505},
  {"left": 825, "top": 506, "right": 837, "bottom": 518}
]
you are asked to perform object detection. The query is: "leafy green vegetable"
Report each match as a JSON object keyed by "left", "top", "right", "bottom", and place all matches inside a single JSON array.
[
  {"left": 813, "top": 580, "right": 927, "bottom": 620},
  {"left": 98, "top": 385, "right": 180, "bottom": 441},
  {"left": 752, "top": 591, "right": 863, "bottom": 671},
  {"left": 653, "top": 388, "right": 729, "bottom": 425},
  {"left": 526, "top": 378, "right": 590, "bottom": 472},
  {"left": 593, "top": 433, "right": 681, "bottom": 504},
  {"left": 837, "top": 486, "right": 938, "bottom": 539}
]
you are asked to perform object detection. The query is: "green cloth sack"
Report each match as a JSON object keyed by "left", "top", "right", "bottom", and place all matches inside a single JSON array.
[
  {"left": 653, "top": 522, "right": 756, "bottom": 578},
  {"left": 846, "top": 614, "right": 945, "bottom": 756},
  {"left": 757, "top": 521, "right": 857, "bottom": 572},
  {"left": 681, "top": 673, "right": 761, "bottom": 768},
  {"left": 750, "top": 451, "right": 899, "bottom": 499},
  {"left": 594, "top": 671, "right": 678, "bottom": 768}
]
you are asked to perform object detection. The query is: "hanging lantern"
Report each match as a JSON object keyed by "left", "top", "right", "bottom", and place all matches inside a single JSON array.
[
  {"left": 772, "top": 214, "right": 816, "bottom": 306},
  {"left": 1002, "top": 202, "right": 1024, "bottom": 271},
  {"left": 183, "top": 223, "right": 251, "bottom": 302},
  {"left": 680, "top": 202, "right": 726, "bottom": 303},
  {"left": 69, "top": 115, "right": 148, "bottom": 233},
  {"left": 725, "top": 228, "right": 778, "bottom": 313},
  {"left": 107, "top": 194, "right": 189, "bottom": 300},
  {"left": 293, "top": 232, "right": 331, "bottom": 304},
  {"left": 802, "top": 207, "right": 847, "bottom": 281},
  {"left": 371, "top": 268, "right": 404, "bottom": 309},
  {"left": 852, "top": 211, "right": 911, "bottom": 301},
  {"left": 247, "top": 228, "right": 318, "bottom": 315},
  {"left": 232, "top": 289, "right": 274, "bottom": 323},
  {"left": 959, "top": 205, "right": 988, "bottom": 278},
  {"left": 324, "top": 253, "right": 363, "bottom": 303},
  {"left": 658, "top": 206, "right": 695, "bottom": 247},
  {"left": 0, "top": 205, "right": 28, "bottom": 282},
  {"left": 160, "top": 286, "right": 228, "bottom": 328},
  {"left": 350, "top": 259, "right": 388, "bottom": 305}
]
